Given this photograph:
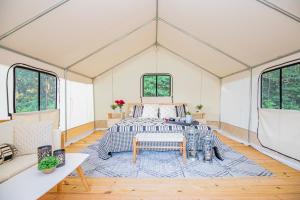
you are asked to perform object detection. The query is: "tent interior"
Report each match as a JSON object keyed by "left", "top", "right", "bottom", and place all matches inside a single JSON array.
[{"left": 0, "top": 0, "right": 300, "bottom": 199}]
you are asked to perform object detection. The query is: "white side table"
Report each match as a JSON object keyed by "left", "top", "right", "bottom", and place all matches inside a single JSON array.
[{"left": 0, "top": 153, "right": 89, "bottom": 200}]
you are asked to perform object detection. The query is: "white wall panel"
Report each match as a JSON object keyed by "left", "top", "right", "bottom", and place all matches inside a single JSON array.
[
  {"left": 158, "top": 21, "right": 247, "bottom": 77},
  {"left": 0, "top": 0, "right": 62, "bottom": 36},
  {"left": 71, "top": 21, "right": 156, "bottom": 77},
  {"left": 221, "top": 71, "right": 251, "bottom": 129},
  {"left": 0, "top": 65, "right": 9, "bottom": 120},
  {"left": 0, "top": 0, "right": 155, "bottom": 67},
  {"left": 94, "top": 47, "right": 221, "bottom": 121},
  {"left": 94, "top": 71, "right": 114, "bottom": 120},
  {"left": 66, "top": 80, "right": 94, "bottom": 129},
  {"left": 159, "top": 0, "right": 300, "bottom": 66}
]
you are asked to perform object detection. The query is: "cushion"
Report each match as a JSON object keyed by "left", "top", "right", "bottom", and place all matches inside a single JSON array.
[
  {"left": 141, "top": 104, "right": 159, "bottom": 118},
  {"left": 175, "top": 104, "right": 187, "bottom": 117},
  {"left": 14, "top": 120, "right": 53, "bottom": 155},
  {"left": 159, "top": 105, "right": 176, "bottom": 119},
  {"left": 0, "top": 144, "right": 18, "bottom": 165},
  {"left": 0, "top": 120, "right": 14, "bottom": 144},
  {"left": 0, "top": 154, "right": 37, "bottom": 183},
  {"left": 133, "top": 105, "right": 144, "bottom": 118}
]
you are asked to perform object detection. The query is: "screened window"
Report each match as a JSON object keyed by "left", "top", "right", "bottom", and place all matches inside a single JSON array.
[
  {"left": 14, "top": 67, "right": 57, "bottom": 113},
  {"left": 261, "top": 62, "right": 300, "bottom": 110},
  {"left": 142, "top": 74, "right": 171, "bottom": 97}
]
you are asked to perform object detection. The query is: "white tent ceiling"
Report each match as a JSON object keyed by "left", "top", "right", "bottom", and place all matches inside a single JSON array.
[{"left": 0, "top": 0, "right": 299, "bottom": 79}]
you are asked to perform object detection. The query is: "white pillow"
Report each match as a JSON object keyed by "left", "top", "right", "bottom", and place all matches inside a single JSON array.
[
  {"left": 141, "top": 104, "right": 159, "bottom": 118},
  {"left": 159, "top": 105, "right": 176, "bottom": 119},
  {"left": 14, "top": 120, "right": 53, "bottom": 155}
]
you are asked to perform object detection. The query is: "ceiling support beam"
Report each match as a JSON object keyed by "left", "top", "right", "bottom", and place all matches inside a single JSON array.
[
  {"left": 256, "top": 0, "right": 300, "bottom": 23},
  {"left": 158, "top": 43, "right": 221, "bottom": 79},
  {"left": 155, "top": 0, "right": 159, "bottom": 46},
  {"left": 159, "top": 18, "right": 251, "bottom": 69},
  {"left": 93, "top": 44, "right": 155, "bottom": 79},
  {"left": 221, "top": 49, "right": 300, "bottom": 79},
  {"left": 0, "top": 0, "right": 71, "bottom": 41},
  {"left": 67, "top": 18, "right": 155, "bottom": 69},
  {"left": 252, "top": 49, "right": 300, "bottom": 68},
  {"left": 0, "top": 44, "right": 92, "bottom": 79}
]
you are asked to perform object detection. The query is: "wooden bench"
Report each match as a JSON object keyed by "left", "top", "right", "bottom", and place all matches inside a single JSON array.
[{"left": 133, "top": 133, "right": 186, "bottom": 163}]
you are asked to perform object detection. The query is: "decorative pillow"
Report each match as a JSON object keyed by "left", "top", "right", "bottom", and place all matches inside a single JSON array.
[
  {"left": 175, "top": 104, "right": 187, "bottom": 117},
  {"left": 0, "top": 143, "right": 18, "bottom": 165},
  {"left": 141, "top": 104, "right": 159, "bottom": 118},
  {"left": 159, "top": 105, "right": 177, "bottom": 119},
  {"left": 128, "top": 107, "right": 134, "bottom": 117},
  {"left": 14, "top": 120, "right": 53, "bottom": 155},
  {"left": 133, "top": 105, "right": 144, "bottom": 118}
]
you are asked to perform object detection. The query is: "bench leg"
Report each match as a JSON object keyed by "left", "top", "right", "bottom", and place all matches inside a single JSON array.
[
  {"left": 182, "top": 138, "right": 187, "bottom": 163},
  {"left": 133, "top": 138, "right": 137, "bottom": 163},
  {"left": 56, "top": 180, "right": 63, "bottom": 192},
  {"left": 76, "top": 166, "right": 90, "bottom": 192},
  {"left": 180, "top": 143, "right": 183, "bottom": 155}
]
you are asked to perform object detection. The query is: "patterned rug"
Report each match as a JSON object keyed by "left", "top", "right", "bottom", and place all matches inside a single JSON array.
[{"left": 73, "top": 143, "right": 272, "bottom": 178}]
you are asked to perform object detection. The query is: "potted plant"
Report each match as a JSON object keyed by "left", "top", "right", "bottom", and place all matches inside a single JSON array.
[
  {"left": 196, "top": 104, "right": 203, "bottom": 112},
  {"left": 38, "top": 156, "right": 59, "bottom": 174},
  {"left": 185, "top": 111, "right": 193, "bottom": 124},
  {"left": 110, "top": 104, "right": 117, "bottom": 112},
  {"left": 115, "top": 99, "right": 125, "bottom": 112}
]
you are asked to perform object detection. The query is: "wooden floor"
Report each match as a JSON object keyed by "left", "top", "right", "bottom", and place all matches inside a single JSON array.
[{"left": 40, "top": 131, "right": 300, "bottom": 200}]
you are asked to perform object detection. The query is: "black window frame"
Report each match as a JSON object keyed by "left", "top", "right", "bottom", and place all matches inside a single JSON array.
[
  {"left": 260, "top": 61, "right": 300, "bottom": 110},
  {"left": 13, "top": 65, "right": 58, "bottom": 113},
  {"left": 142, "top": 73, "right": 172, "bottom": 97}
]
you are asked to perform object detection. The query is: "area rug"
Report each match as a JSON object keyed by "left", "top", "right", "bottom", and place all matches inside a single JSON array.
[{"left": 73, "top": 143, "right": 272, "bottom": 178}]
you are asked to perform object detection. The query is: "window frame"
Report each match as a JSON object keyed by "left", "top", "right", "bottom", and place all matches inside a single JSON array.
[
  {"left": 141, "top": 73, "right": 173, "bottom": 97},
  {"left": 13, "top": 65, "right": 58, "bottom": 113},
  {"left": 260, "top": 61, "right": 300, "bottom": 110}
]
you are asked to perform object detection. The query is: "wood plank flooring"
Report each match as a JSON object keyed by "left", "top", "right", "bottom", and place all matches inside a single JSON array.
[{"left": 40, "top": 131, "right": 300, "bottom": 200}]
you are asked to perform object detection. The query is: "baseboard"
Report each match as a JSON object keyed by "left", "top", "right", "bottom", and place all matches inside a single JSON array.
[{"left": 65, "top": 129, "right": 94, "bottom": 147}]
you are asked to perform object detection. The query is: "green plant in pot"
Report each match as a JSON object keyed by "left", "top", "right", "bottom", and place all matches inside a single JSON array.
[
  {"left": 110, "top": 104, "right": 117, "bottom": 111},
  {"left": 196, "top": 104, "right": 203, "bottom": 112},
  {"left": 38, "top": 156, "right": 59, "bottom": 174}
]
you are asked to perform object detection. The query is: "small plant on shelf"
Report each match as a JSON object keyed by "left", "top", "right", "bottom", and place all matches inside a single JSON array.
[
  {"left": 38, "top": 156, "right": 59, "bottom": 174},
  {"left": 186, "top": 111, "right": 191, "bottom": 115},
  {"left": 110, "top": 104, "right": 117, "bottom": 111},
  {"left": 196, "top": 104, "right": 203, "bottom": 112}
]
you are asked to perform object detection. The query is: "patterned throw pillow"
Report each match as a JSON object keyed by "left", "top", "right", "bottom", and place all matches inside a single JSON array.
[
  {"left": 141, "top": 104, "right": 159, "bottom": 118},
  {"left": 159, "top": 105, "right": 177, "bottom": 119},
  {"left": 133, "top": 105, "right": 144, "bottom": 118},
  {"left": 175, "top": 104, "right": 187, "bottom": 117},
  {"left": 0, "top": 144, "right": 18, "bottom": 165}
]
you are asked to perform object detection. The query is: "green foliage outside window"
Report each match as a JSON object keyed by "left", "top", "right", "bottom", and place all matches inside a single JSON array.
[
  {"left": 261, "top": 63, "right": 300, "bottom": 111},
  {"left": 15, "top": 67, "right": 57, "bottom": 113},
  {"left": 143, "top": 74, "right": 171, "bottom": 97}
]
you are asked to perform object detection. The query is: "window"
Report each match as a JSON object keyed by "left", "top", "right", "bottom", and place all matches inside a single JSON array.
[
  {"left": 14, "top": 66, "right": 57, "bottom": 113},
  {"left": 261, "top": 62, "right": 300, "bottom": 110},
  {"left": 142, "top": 74, "right": 172, "bottom": 97}
]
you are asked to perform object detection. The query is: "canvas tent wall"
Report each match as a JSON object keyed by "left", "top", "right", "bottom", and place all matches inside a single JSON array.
[{"left": 0, "top": 0, "right": 300, "bottom": 168}]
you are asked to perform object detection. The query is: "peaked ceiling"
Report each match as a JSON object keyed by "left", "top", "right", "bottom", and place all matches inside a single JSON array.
[{"left": 0, "top": 0, "right": 299, "bottom": 79}]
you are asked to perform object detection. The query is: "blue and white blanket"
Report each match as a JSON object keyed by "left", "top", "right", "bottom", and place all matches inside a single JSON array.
[{"left": 97, "top": 118, "right": 224, "bottom": 160}]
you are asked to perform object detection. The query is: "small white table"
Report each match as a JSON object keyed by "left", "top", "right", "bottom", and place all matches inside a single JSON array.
[
  {"left": 0, "top": 153, "right": 89, "bottom": 200},
  {"left": 133, "top": 133, "right": 186, "bottom": 163}
]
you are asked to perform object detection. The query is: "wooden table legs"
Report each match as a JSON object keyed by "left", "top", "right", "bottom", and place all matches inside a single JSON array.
[
  {"left": 76, "top": 166, "right": 90, "bottom": 192},
  {"left": 56, "top": 166, "right": 90, "bottom": 192}
]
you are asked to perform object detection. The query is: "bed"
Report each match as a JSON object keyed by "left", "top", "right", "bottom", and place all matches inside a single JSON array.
[{"left": 97, "top": 118, "right": 224, "bottom": 160}]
